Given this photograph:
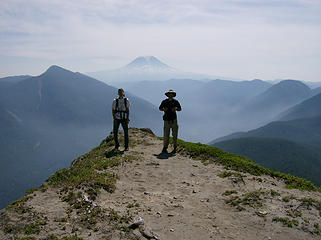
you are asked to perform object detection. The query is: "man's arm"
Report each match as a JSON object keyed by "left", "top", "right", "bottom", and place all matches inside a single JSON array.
[
  {"left": 126, "top": 109, "right": 130, "bottom": 124},
  {"left": 112, "top": 100, "right": 116, "bottom": 120},
  {"left": 159, "top": 100, "right": 168, "bottom": 111},
  {"left": 126, "top": 99, "right": 130, "bottom": 124},
  {"left": 176, "top": 100, "right": 182, "bottom": 111}
]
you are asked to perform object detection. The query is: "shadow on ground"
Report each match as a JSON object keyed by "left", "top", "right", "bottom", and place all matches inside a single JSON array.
[
  {"left": 154, "top": 152, "right": 176, "bottom": 159},
  {"left": 105, "top": 149, "right": 124, "bottom": 158}
]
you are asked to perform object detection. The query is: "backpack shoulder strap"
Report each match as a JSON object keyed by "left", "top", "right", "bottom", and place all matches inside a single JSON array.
[{"left": 116, "top": 98, "right": 119, "bottom": 110}]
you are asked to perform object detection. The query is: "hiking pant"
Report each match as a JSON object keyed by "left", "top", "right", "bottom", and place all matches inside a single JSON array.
[
  {"left": 163, "top": 119, "right": 178, "bottom": 150},
  {"left": 113, "top": 119, "right": 129, "bottom": 149}
]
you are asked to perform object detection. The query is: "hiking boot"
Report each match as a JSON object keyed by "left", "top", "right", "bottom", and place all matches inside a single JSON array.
[
  {"left": 172, "top": 146, "right": 177, "bottom": 153},
  {"left": 124, "top": 147, "right": 129, "bottom": 151}
]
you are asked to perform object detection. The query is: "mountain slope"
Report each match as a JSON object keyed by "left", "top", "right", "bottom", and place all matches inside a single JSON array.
[
  {"left": 0, "top": 76, "right": 31, "bottom": 97},
  {"left": 210, "top": 115, "right": 321, "bottom": 148},
  {"left": 214, "top": 137, "right": 321, "bottom": 185},
  {"left": 0, "top": 66, "right": 162, "bottom": 209},
  {"left": 311, "top": 87, "right": 321, "bottom": 96},
  {"left": 279, "top": 92, "right": 321, "bottom": 121},
  {"left": 1, "top": 65, "right": 161, "bottom": 127},
  {"left": 0, "top": 75, "right": 31, "bottom": 83},
  {"left": 247, "top": 80, "right": 311, "bottom": 110},
  {"left": 210, "top": 116, "right": 321, "bottom": 186},
  {"left": 1, "top": 128, "right": 320, "bottom": 239},
  {"left": 0, "top": 103, "right": 45, "bottom": 211},
  {"left": 234, "top": 80, "right": 313, "bottom": 128}
]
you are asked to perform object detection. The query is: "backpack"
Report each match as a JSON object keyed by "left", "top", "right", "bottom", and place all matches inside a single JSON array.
[
  {"left": 115, "top": 98, "right": 128, "bottom": 119},
  {"left": 116, "top": 97, "right": 128, "bottom": 111}
]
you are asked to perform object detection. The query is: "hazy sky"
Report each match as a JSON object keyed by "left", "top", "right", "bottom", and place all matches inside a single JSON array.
[{"left": 1, "top": 0, "right": 321, "bottom": 81}]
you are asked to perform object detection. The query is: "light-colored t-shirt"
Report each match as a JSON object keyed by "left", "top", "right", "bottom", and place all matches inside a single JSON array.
[{"left": 112, "top": 98, "right": 130, "bottom": 120}]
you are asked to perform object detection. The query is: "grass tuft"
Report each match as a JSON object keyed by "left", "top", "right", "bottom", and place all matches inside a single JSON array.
[
  {"left": 222, "top": 190, "right": 238, "bottom": 196},
  {"left": 272, "top": 217, "right": 299, "bottom": 228},
  {"left": 270, "top": 189, "right": 280, "bottom": 197},
  {"left": 224, "top": 190, "right": 264, "bottom": 210}
]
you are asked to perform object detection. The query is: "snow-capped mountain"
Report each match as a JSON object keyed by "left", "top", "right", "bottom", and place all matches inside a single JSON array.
[
  {"left": 124, "top": 56, "right": 174, "bottom": 72},
  {"left": 87, "top": 56, "right": 213, "bottom": 83}
]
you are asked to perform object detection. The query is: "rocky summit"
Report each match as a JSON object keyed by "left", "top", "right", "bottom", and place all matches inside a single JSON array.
[{"left": 1, "top": 128, "right": 321, "bottom": 240}]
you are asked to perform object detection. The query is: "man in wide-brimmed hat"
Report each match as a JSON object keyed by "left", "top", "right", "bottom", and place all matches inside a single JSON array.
[{"left": 159, "top": 89, "right": 182, "bottom": 153}]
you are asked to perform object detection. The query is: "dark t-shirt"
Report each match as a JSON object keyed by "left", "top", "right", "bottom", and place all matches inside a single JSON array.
[{"left": 159, "top": 99, "right": 182, "bottom": 121}]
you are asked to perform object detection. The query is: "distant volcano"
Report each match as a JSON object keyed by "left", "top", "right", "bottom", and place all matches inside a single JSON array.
[
  {"left": 124, "top": 56, "right": 173, "bottom": 71},
  {"left": 87, "top": 56, "right": 214, "bottom": 83}
]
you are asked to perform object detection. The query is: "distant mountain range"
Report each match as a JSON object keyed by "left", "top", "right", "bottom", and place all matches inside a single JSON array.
[
  {"left": 0, "top": 65, "right": 161, "bottom": 208},
  {"left": 119, "top": 78, "right": 272, "bottom": 142},
  {"left": 121, "top": 78, "right": 319, "bottom": 142},
  {"left": 232, "top": 80, "right": 319, "bottom": 129},
  {"left": 88, "top": 56, "right": 321, "bottom": 140},
  {"left": 123, "top": 78, "right": 271, "bottom": 107},
  {"left": 211, "top": 102, "right": 321, "bottom": 185},
  {"left": 88, "top": 56, "right": 237, "bottom": 83}
]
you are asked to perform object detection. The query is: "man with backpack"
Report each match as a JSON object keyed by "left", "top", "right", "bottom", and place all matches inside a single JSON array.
[
  {"left": 159, "top": 89, "right": 182, "bottom": 153},
  {"left": 112, "top": 88, "right": 130, "bottom": 151}
]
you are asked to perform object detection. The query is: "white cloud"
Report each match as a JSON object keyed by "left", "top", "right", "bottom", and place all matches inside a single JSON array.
[{"left": 0, "top": 0, "right": 320, "bottom": 81}]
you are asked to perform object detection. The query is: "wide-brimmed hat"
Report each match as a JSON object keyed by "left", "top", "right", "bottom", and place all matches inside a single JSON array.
[{"left": 165, "top": 89, "right": 176, "bottom": 97}]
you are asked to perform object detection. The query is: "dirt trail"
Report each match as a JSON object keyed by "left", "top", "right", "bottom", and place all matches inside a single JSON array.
[{"left": 97, "top": 131, "right": 319, "bottom": 240}]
